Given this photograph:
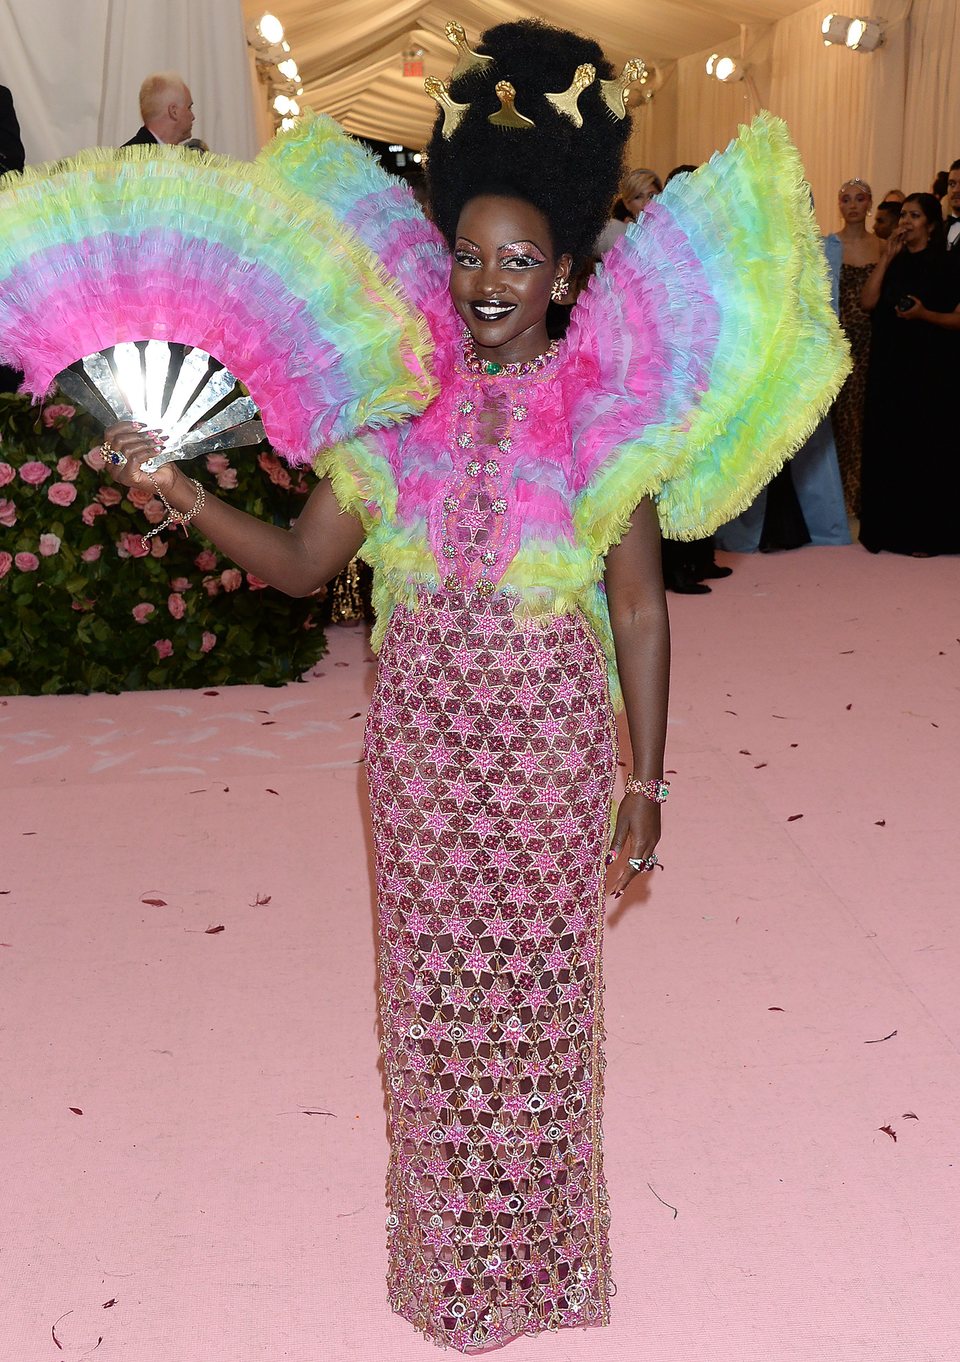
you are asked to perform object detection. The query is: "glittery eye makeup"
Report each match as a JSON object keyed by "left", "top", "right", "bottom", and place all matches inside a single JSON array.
[{"left": 498, "top": 240, "right": 547, "bottom": 266}]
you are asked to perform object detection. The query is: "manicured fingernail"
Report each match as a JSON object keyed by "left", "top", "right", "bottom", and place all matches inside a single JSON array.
[
  {"left": 605, "top": 851, "right": 615, "bottom": 866},
  {"left": 613, "top": 891, "right": 623, "bottom": 900}
]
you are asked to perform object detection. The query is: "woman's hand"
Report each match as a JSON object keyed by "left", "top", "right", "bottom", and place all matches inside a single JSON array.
[
  {"left": 606, "top": 793, "right": 661, "bottom": 898},
  {"left": 101, "top": 421, "right": 177, "bottom": 496},
  {"left": 896, "top": 295, "right": 928, "bottom": 322}
]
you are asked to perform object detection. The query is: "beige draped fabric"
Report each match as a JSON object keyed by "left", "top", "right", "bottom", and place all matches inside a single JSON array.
[{"left": 245, "top": 0, "right": 957, "bottom": 235}]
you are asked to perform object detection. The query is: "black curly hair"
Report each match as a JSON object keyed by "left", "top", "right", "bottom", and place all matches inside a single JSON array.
[{"left": 426, "top": 20, "right": 633, "bottom": 268}]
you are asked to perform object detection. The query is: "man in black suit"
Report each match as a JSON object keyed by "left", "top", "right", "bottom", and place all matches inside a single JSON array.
[
  {"left": 946, "top": 160, "right": 960, "bottom": 252},
  {"left": 122, "top": 72, "right": 195, "bottom": 147},
  {"left": 0, "top": 85, "right": 25, "bottom": 392},
  {"left": 0, "top": 83, "right": 25, "bottom": 175}
]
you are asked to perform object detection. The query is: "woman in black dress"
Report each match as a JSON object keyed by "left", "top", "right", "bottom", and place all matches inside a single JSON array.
[{"left": 859, "top": 193, "right": 960, "bottom": 555}]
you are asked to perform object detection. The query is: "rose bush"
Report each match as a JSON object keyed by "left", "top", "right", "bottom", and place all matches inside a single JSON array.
[{"left": 0, "top": 394, "right": 328, "bottom": 694}]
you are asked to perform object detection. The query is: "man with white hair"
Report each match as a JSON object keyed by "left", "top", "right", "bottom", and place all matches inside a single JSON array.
[{"left": 122, "top": 73, "right": 195, "bottom": 147}]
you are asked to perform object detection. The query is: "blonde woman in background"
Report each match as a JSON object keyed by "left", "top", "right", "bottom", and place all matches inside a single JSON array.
[{"left": 825, "top": 178, "right": 881, "bottom": 514}]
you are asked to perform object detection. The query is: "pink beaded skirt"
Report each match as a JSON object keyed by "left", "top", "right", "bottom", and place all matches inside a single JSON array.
[{"left": 364, "top": 589, "right": 618, "bottom": 1352}]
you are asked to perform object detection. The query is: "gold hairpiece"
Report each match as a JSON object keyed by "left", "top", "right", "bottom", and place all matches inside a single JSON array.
[
  {"left": 424, "top": 76, "right": 471, "bottom": 138},
  {"left": 545, "top": 63, "right": 596, "bottom": 128},
  {"left": 600, "top": 59, "right": 646, "bottom": 118},
  {"left": 445, "top": 20, "right": 495, "bottom": 81},
  {"left": 488, "top": 80, "right": 535, "bottom": 130}
]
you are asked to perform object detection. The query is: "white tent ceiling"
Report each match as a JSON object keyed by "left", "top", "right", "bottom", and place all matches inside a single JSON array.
[{"left": 242, "top": 0, "right": 818, "bottom": 146}]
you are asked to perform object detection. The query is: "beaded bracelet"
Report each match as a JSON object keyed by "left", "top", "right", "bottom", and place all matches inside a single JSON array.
[
  {"left": 140, "top": 473, "right": 206, "bottom": 549},
  {"left": 624, "top": 776, "right": 669, "bottom": 803}
]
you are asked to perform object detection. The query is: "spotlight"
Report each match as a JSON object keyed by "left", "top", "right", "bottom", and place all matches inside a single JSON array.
[
  {"left": 257, "top": 13, "right": 284, "bottom": 45},
  {"left": 273, "top": 93, "right": 292, "bottom": 115},
  {"left": 715, "top": 56, "right": 744, "bottom": 82},
  {"left": 705, "top": 53, "right": 719, "bottom": 76},
  {"left": 277, "top": 58, "right": 300, "bottom": 81},
  {"left": 846, "top": 17, "right": 884, "bottom": 50},
  {"left": 821, "top": 13, "right": 852, "bottom": 44}
]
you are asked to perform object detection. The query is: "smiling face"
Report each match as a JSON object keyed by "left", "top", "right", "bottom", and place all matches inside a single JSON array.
[
  {"left": 449, "top": 195, "right": 571, "bottom": 365},
  {"left": 838, "top": 181, "right": 872, "bottom": 225}
]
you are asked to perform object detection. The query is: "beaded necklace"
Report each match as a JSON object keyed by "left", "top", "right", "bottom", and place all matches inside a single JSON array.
[{"left": 461, "top": 334, "right": 560, "bottom": 378}]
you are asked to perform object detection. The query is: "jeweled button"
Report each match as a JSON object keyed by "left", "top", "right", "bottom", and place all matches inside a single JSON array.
[
  {"left": 444, "top": 496, "right": 458, "bottom": 512},
  {"left": 442, "top": 543, "right": 457, "bottom": 558},
  {"left": 481, "top": 550, "right": 497, "bottom": 565},
  {"left": 483, "top": 460, "right": 499, "bottom": 476},
  {"left": 466, "top": 460, "right": 481, "bottom": 476},
  {"left": 497, "top": 437, "right": 512, "bottom": 452},
  {"left": 491, "top": 498, "right": 507, "bottom": 514},
  {"left": 476, "top": 579, "right": 494, "bottom": 597},
  {"left": 458, "top": 433, "right": 473, "bottom": 447}
]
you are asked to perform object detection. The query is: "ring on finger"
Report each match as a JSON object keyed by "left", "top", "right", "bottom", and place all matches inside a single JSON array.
[
  {"left": 628, "top": 854, "right": 658, "bottom": 873},
  {"left": 101, "top": 441, "right": 127, "bottom": 468}
]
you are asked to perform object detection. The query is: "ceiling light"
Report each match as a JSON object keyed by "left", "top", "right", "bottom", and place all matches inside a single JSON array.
[
  {"left": 705, "top": 53, "right": 718, "bottom": 76},
  {"left": 277, "top": 58, "right": 299, "bottom": 81},
  {"left": 287, "top": 100, "right": 300, "bottom": 117},
  {"left": 273, "top": 94, "right": 292, "bottom": 115},
  {"left": 821, "top": 13, "right": 852, "bottom": 44},
  {"left": 715, "top": 56, "right": 743, "bottom": 82},
  {"left": 258, "top": 13, "right": 284, "bottom": 45},
  {"left": 845, "top": 17, "right": 883, "bottom": 50}
]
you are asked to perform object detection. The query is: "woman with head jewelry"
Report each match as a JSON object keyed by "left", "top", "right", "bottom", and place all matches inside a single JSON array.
[{"left": 88, "top": 18, "right": 847, "bottom": 1351}]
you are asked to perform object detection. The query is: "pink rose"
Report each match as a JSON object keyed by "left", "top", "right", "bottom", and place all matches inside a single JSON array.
[
  {"left": 80, "top": 544, "right": 102, "bottom": 563},
  {"left": 84, "top": 446, "right": 106, "bottom": 470},
  {"left": 194, "top": 549, "right": 217, "bottom": 571},
  {"left": 118, "top": 531, "right": 149, "bottom": 559},
  {"left": 41, "top": 403, "right": 76, "bottom": 428},
  {"left": 150, "top": 538, "right": 168, "bottom": 558},
  {"left": 216, "top": 468, "right": 238, "bottom": 490},
  {"left": 167, "top": 592, "right": 186, "bottom": 619},
  {"left": 38, "top": 533, "right": 61, "bottom": 556},
  {"left": 154, "top": 639, "right": 174, "bottom": 659},
  {"left": 170, "top": 577, "right": 191, "bottom": 592},
  {"left": 205, "top": 454, "right": 230, "bottom": 474},
  {"left": 257, "top": 451, "right": 292, "bottom": 489},
  {"left": 132, "top": 602, "right": 156, "bottom": 623},
  {"left": 97, "top": 485, "right": 122, "bottom": 507},
  {"left": 47, "top": 481, "right": 78, "bottom": 507},
  {"left": 0, "top": 498, "right": 16, "bottom": 528},
  {"left": 0, "top": 550, "right": 12, "bottom": 578},
  {"left": 20, "top": 461, "right": 51, "bottom": 486},
  {"left": 246, "top": 573, "right": 269, "bottom": 590},
  {"left": 15, "top": 552, "right": 39, "bottom": 572},
  {"left": 220, "top": 568, "right": 242, "bottom": 592},
  {"left": 202, "top": 574, "right": 220, "bottom": 597},
  {"left": 201, "top": 631, "right": 217, "bottom": 653},
  {"left": 56, "top": 456, "right": 81, "bottom": 481},
  {"left": 0, "top": 462, "right": 14, "bottom": 487},
  {"left": 142, "top": 497, "right": 167, "bottom": 525},
  {"left": 127, "top": 484, "right": 154, "bottom": 509},
  {"left": 81, "top": 502, "right": 107, "bottom": 526}
]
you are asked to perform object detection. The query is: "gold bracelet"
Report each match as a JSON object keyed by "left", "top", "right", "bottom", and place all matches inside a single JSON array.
[{"left": 140, "top": 473, "right": 206, "bottom": 549}]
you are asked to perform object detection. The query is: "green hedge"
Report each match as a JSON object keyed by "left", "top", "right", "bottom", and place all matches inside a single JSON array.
[{"left": 0, "top": 394, "right": 327, "bottom": 694}]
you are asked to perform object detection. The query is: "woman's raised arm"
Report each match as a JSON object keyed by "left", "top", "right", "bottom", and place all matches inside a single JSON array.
[{"left": 102, "top": 422, "right": 365, "bottom": 597}]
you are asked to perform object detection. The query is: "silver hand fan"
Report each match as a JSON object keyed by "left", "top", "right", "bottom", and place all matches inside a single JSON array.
[{"left": 55, "top": 340, "right": 265, "bottom": 473}]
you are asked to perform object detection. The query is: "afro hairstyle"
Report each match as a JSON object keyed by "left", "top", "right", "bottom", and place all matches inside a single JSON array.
[{"left": 426, "top": 20, "right": 633, "bottom": 268}]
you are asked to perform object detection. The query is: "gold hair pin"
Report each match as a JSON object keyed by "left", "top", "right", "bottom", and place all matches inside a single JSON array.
[
  {"left": 545, "top": 63, "right": 596, "bottom": 128},
  {"left": 600, "top": 58, "right": 646, "bottom": 118},
  {"left": 488, "top": 80, "right": 535, "bottom": 130},
  {"left": 424, "top": 76, "right": 471, "bottom": 138},
  {"left": 445, "top": 20, "right": 495, "bottom": 81}
]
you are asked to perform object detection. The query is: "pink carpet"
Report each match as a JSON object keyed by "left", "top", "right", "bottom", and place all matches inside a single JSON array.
[{"left": 2, "top": 543, "right": 958, "bottom": 1362}]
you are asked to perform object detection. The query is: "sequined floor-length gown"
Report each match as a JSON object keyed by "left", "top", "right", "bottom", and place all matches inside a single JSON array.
[
  {"left": 831, "top": 261, "right": 874, "bottom": 515},
  {"left": 362, "top": 379, "right": 619, "bottom": 1352}
]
